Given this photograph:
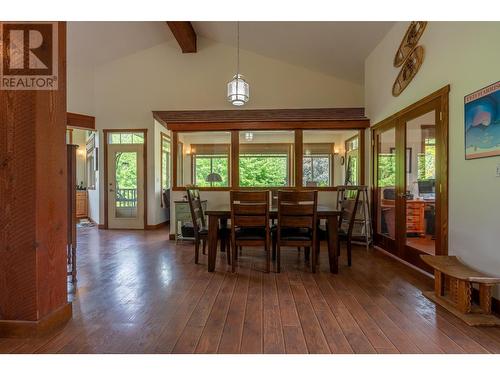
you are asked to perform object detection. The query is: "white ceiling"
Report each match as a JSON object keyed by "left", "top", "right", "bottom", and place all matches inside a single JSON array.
[
  {"left": 68, "top": 21, "right": 394, "bottom": 83},
  {"left": 193, "top": 22, "right": 395, "bottom": 83}
]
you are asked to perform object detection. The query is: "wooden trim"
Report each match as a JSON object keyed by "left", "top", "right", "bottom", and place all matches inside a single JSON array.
[
  {"left": 145, "top": 221, "right": 169, "bottom": 230},
  {"left": 371, "top": 85, "right": 449, "bottom": 267},
  {"left": 0, "top": 303, "right": 72, "bottom": 338},
  {"left": 103, "top": 129, "right": 148, "bottom": 229},
  {"left": 172, "top": 132, "right": 179, "bottom": 189},
  {"left": 169, "top": 234, "right": 176, "bottom": 241},
  {"left": 160, "top": 132, "right": 171, "bottom": 208},
  {"left": 166, "top": 21, "right": 197, "bottom": 53},
  {"left": 66, "top": 128, "right": 73, "bottom": 144},
  {"left": 231, "top": 131, "right": 239, "bottom": 188},
  {"left": 359, "top": 129, "right": 366, "bottom": 185},
  {"left": 153, "top": 107, "right": 366, "bottom": 123},
  {"left": 164, "top": 120, "right": 369, "bottom": 132},
  {"left": 67, "top": 112, "right": 95, "bottom": 130},
  {"left": 371, "top": 85, "right": 450, "bottom": 130},
  {"left": 295, "top": 130, "right": 303, "bottom": 187}
]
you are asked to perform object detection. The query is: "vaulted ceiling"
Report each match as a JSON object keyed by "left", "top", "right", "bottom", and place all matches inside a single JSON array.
[{"left": 68, "top": 21, "right": 394, "bottom": 84}]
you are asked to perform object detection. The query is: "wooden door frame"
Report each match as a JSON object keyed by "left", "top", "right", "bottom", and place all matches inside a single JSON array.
[
  {"left": 371, "top": 85, "right": 449, "bottom": 269},
  {"left": 103, "top": 129, "right": 148, "bottom": 229}
]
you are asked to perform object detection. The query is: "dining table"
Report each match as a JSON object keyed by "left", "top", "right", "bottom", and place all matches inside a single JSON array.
[{"left": 205, "top": 203, "right": 342, "bottom": 273}]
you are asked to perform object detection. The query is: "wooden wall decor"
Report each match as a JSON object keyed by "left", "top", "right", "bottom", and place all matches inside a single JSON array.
[{"left": 392, "top": 21, "right": 427, "bottom": 97}]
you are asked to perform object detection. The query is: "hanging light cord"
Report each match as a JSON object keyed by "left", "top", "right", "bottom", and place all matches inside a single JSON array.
[{"left": 237, "top": 21, "right": 240, "bottom": 75}]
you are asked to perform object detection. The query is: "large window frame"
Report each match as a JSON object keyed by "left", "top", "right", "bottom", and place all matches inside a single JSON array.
[{"left": 169, "top": 126, "right": 366, "bottom": 191}]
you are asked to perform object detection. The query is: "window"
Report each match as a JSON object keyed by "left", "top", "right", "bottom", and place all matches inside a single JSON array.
[
  {"left": 86, "top": 133, "right": 97, "bottom": 190},
  {"left": 302, "top": 130, "right": 360, "bottom": 187},
  {"left": 303, "top": 143, "right": 334, "bottom": 187},
  {"left": 177, "top": 132, "right": 231, "bottom": 188},
  {"left": 345, "top": 135, "right": 359, "bottom": 185},
  {"left": 161, "top": 133, "right": 171, "bottom": 196},
  {"left": 239, "top": 131, "right": 294, "bottom": 187},
  {"left": 418, "top": 126, "right": 436, "bottom": 180},
  {"left": 108, "top": 132, "right": 144, "bottom": 144}
]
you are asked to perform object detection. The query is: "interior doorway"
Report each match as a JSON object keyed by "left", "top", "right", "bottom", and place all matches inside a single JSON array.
[
  {"left": 372, "top": 86, "right": 449, "bottom": 271},
  {"left": 104, "top": 130, "right": 147, "bottom": 229}
]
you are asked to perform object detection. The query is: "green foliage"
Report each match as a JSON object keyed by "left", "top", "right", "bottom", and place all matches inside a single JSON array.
[
  {"left": 377, "top": 154, "right": 395, "bottom": 187},
  {"left": 194, "top": 156, "right": 228, "bottom": 187},
  {"left": 417, "top": 145, "right": 436, "bottom": 180},
  {"left": 115, "top": 152, "right": 137, "bottom": 189},
  {"left": 239, "top": 155, "right": 288, "bottom": 187}
]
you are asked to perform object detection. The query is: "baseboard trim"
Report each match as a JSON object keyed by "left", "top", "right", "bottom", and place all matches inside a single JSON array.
[
  {"left": 373, "top": 245, "right": 500, "bottom": 315},
  {"left": 169, "top": 234, "right": 176, "bottom": 240},
  {"left": 97, "top": 224, "right": 106, "bottom": 229},
  {"left": 0, "top": 302, "right": 72, "bottom": 338},
  {"left": 146, "top": 221, "right": 169, "bottom": 230}
]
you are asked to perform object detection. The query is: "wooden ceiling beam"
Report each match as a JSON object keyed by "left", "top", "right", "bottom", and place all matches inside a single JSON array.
[
  {"left": 166, "top": 22, "right": 197, "bottom": 53},
  {"left": 153, "top": 107, "right": 367, "bottom": 123}
]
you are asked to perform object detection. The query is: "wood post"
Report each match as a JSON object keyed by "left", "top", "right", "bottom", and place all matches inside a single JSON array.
[{"left": 0, "top": 22, "right": 71, "bottom": 337}]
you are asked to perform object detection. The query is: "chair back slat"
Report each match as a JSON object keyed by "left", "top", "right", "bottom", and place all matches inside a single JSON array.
[
  {"left": 277, "top": 190, "right": 317, "bottom": 231},
  {"left": 233, "top": 215, "right": 268, "bottom": 227},
  {"left": 187, "top": 188, "right": 206, "bottom": 232},
  {"left": 230, "top": 190, "right": 269, "bottom": 230},
  {"left": 279, "top": 216, "right": 314, "bottom": 228}
]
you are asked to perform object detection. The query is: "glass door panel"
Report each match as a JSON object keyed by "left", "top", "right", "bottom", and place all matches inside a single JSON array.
[
  {"left": 404, "top": 110, "right": 437, "bottom": 255},
  {"left": 115, "top": 151, "right": 138, "bottom": 219},
  {"left": 375, "top": 126, "right": 397, "bottom": 254}
]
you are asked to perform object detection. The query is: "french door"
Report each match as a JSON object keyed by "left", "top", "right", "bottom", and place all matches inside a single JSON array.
[
  {"left": 373, "top": 88, "right": 448, "bottom": 271},
  {"left": 107, "top": 144, "right": 145, "bottom": 229}
]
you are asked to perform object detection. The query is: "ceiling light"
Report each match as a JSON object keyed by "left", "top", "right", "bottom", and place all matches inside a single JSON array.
[{"left": 227, "top": 22, "right": 249, "bottom": 106}]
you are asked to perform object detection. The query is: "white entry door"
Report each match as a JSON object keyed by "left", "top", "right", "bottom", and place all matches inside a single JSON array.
[{"left": 107, "top": 144, "right": 145, "bottom": 229}]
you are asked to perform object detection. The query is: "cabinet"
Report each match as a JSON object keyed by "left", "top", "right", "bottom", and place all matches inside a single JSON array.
[
  {"left": 76, "top": 190, "right": 88, "bottom": 219},
  {"left": 406, "top": 201, "right": 425, "bottom": 236},
  {"left": 174, "top": 200, "right": 207, "bottom": 241}
]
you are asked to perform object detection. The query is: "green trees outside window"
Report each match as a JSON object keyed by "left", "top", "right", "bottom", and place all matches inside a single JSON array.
[{"left": 239, "top": 154, "right": 288, "bottom": 187}]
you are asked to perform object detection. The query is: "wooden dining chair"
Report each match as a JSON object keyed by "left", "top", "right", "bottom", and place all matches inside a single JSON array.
[
  {"left": 337, "top": 188, "right": 361, "bottom": 267},
  {"left": 230, "top": 190, "right": 270, "bottom": 273},
  {"left": 187, "top": 188, "right": 230, "bottom": 265},
  {"left": 275, "top": 190, "right": 318, "bottom": 273}
]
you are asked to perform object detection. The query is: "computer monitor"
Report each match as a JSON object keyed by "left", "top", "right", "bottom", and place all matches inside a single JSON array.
[{"left": 418, "top": 179, "right": 435, "bottom": 195}]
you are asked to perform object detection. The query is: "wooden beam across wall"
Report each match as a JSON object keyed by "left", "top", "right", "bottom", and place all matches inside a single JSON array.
[
  {"left": 166, "top": 22, "right": 197, "bottom": 53},
  {"left": 154, "top": 107, "right": 366, "bottom": 123},
  {"left": 67, "top": 112, "right": 95, "bottom": 130}
]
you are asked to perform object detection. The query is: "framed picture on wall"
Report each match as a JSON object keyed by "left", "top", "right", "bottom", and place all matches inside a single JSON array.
[
  {"left": 390, "top": 147, "right": 412, "bottom": 173},
  {"left": 465, "top": 80, "right": 500, "bottom": 160}
]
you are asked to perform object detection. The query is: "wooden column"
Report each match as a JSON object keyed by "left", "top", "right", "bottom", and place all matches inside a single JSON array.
[
  {"left": 295, "top": 130, "right": 303, "bottom": 187},
  {"left": 0, "top": 22, "right": 71, "bottom": 337}
]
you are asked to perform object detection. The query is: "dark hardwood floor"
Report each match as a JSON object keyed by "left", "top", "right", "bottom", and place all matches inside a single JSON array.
[{"left": 1, "top": 226, "right": 499, "bottom": 354}]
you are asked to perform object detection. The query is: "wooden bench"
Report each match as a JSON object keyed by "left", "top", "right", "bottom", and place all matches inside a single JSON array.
[{"left": 421, "top": 255, "right": 500, "bottom": 326}]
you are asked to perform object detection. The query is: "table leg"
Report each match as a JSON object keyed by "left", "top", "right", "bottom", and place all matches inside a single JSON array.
[
  {"left": 220, "top": 217, "right": 228, "bottom": 252},
  {"left": 327, "top": 215, "right": 339, "bottom": 274},
  {"left": 208, "top": 214, "right": 219, "bottom": 272}
]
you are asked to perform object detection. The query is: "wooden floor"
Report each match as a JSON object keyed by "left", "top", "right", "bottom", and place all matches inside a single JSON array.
[{"left": 1, "top": 226, "right": 499, "bottom": 354}]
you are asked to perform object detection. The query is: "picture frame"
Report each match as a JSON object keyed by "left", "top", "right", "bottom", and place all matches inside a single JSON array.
[{"left": 464, "top": 80, "right": 500, "bottom": 160}]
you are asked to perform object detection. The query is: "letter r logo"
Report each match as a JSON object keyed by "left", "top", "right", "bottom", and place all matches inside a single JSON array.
[{"left": 2, "top": 23, "right": 53, "bottom": 76}]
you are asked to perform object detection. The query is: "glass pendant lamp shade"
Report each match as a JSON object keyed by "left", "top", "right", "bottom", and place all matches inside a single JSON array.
[{"left": 227, "top": 74, "right": 249, "bottom": 106}]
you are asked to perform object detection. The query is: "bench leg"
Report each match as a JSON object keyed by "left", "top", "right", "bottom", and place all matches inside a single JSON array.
[
  {"left": 457, "top": 280, "right": 472, "bottom": 314},
  {"left": 434, "top": 270, "right": 444, "bottom": 297},
  {"left": 479, "top": 284, "right": 492, "bottom": 314}
]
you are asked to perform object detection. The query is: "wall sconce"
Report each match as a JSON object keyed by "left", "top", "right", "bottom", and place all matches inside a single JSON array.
[
  {"left": 184, "top": 146, "right": 192, "bottom": 155},
  {"left": 77, "top": 149, "right": 86, "bottom": 157}
]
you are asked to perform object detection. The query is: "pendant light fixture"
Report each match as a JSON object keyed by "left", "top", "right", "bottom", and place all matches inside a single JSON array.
[{"left": 227, "top": 22, "right": 249, "bottom": 106}]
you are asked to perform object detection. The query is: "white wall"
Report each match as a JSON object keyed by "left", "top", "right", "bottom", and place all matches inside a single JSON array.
[
  {"left": 72, "top": 129, "right": 87, "bottom": 186},
  {"left": 365, "top": 21, "right": 500, "bottom": 298},
  {"left": 87, "top": 35, "right": 363, "bottom": 226}
]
